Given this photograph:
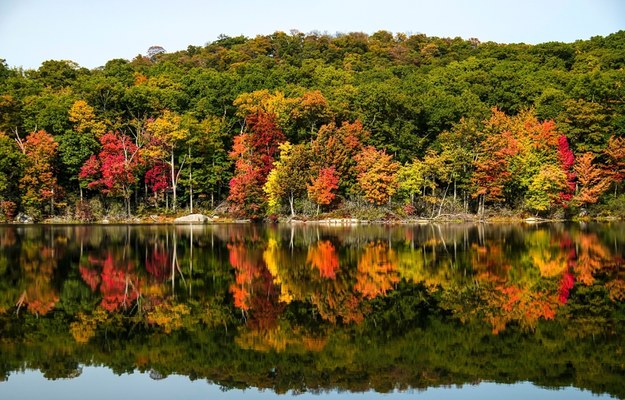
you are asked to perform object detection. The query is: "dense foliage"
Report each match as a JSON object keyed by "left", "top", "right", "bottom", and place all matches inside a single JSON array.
[{"left": 1, "top": 30, "right": 625, "bottom": 220}]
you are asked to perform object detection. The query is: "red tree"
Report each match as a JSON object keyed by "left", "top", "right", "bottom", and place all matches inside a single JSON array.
[
  {"left": 308, "top": 166, "right": 339, "bottom": 214},
  {"left": 79, "top": 131, "right": 143, "bottom": 216},
  {"left": 228, "top": 112, "right": 285, "bottom": 219},
  {"left": 472, "top": 130, "right": 519, "bottom": 215},
  {"left": 144, "top": 161, "right": 170, "bottom": 206}
]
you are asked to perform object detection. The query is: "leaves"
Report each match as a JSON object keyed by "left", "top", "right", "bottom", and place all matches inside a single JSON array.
[
  {"left": 228, "top": 112, "right": 285, "bottom": 219},
  {"left": 354, "top": 146, "right": 399, "bottom": 205},
  {"left": 19, "top": 130, "right": 59, "bottom": 211},
  {"left": 573, "top": 152, "right": 611, "bottom": 207},
  {"left": 79, "top": 131, "right": 143, "bottom": 215},
  {"left": 308, "top": 166, "right": 339, "bottom": 209}
]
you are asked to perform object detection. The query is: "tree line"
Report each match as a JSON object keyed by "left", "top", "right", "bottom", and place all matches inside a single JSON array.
[{"left": 1, "top": 29, "right": 624, "bottom": 220}]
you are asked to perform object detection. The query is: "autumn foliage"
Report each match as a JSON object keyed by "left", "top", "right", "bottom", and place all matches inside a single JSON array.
[
  {"left": 307, "top": 166, "right": 339, "bottom": 210},
  {"left": 354, "top": 146, "right": 399, "bottom": 205},
  {"left": 19, "top": 130, "right": 59, "bottom": 211},
  {"left": 228, "top": 112, "right": 285, "bottom": 219},
  {"left": 79, "top": 131, "right": 143, "bottom": 215}
]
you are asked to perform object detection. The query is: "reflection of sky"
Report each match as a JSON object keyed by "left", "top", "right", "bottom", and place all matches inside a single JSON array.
[{"left": 0, "top": 367, "right": 612, "bottom": 400}]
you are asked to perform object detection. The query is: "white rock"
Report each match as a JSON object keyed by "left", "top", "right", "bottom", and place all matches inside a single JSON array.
[{"left": 173, "top": 214, "right": 210, "bottom": 223}]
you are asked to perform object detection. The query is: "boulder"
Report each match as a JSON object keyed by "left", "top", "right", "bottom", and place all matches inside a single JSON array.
[
  {"left": 174, "top": 214, "right": 211, "bottom": 224},
  {"left": 15, "top": 213, "right": 34, "bottom": 224}
]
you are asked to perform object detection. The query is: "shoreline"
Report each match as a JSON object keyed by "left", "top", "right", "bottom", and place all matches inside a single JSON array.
[{"left": 5, "top": 213, "right": 622, "bottom": 225}]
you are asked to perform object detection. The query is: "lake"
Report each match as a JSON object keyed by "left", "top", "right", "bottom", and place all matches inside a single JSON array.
[{"left": 0, "top": 222, "right": 624, "bottom": 399}]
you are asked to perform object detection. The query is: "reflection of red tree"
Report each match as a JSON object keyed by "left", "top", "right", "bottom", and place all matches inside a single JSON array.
[
  {"left": 307, "top": 240, "right": 339, "bottom": 279},
  {"left": 557, "top": 233, "right": 576, "bottom": 304},
  {"left": 558, "top": 271, "right": 575, "bottom": 304},
  {"left": 79, "top": 264, "right": 101, "bottom": 291},
  {"left": 228, "top": 242, "right": 285, "bottom": 328},
  {"left": 100, "top": 256, "right": 137, "bottom": 311},
  {"left": 228, "top": 243, "right": 257, "bottom": 311},
  {"left": 145, "top": 248, "right": 170, "bottom": 283},
  {"left": 79, "top": 252, "right": 141, "bottom": 312}
]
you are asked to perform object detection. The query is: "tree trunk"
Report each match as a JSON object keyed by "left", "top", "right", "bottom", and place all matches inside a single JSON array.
[
  {"left": 289, "top": 194, "right": 295, "bottom": 217},
  {"left": 437, "top": 184, "right": 449, "bottom": 217},
  {"left": 453, "top": 179, "right": 457, "bottom": 202},
  {"left": 171, "top": 151, "right": 177, "bottom": 212},
  {"left": 188, "top": 146, "right": 193, "bottom": 214}
]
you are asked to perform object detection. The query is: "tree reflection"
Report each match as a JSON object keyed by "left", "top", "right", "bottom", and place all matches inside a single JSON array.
[
  {"left": 80, "top": 251, "right": 142, "bottom": 312},
  {"left": 0, "top": 223, "right": 622, "bottom": 340}
]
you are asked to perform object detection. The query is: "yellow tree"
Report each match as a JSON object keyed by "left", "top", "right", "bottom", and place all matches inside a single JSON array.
[
  {"left": 68, "top": 100, "right": 106, "bottom": 137},
  {"left": 145, "top": 110, "right": 189, "bottom": 212},
  {"left": 524, "top": 164, "right": 569, "bottom": 214},
  {"left": 263, "top": 142, "right": 310, "bottom": 217},
  {"left": 233, "top": 89, "right": 296, "bottom": 130}
]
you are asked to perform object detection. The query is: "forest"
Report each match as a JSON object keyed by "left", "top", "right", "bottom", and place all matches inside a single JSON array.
[{"left": 1, "top": 29, "right": 625, "bottom": 221}]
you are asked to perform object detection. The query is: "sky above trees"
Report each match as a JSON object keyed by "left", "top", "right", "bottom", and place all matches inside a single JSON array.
[{"left": 1, "top": 0, "right": 624, "bottom": 69}]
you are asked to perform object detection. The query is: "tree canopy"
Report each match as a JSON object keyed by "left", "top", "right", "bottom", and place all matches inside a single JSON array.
[{"left": 0, "top": 30, "right": 624, "bottom": 220}]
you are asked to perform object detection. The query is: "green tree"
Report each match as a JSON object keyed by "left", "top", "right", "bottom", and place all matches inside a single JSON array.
[
  {"left": 0, "top": 132, "right": 25, "bottom": 220},
  {"left": 186, "top": 115, "right": 231, "bottom": 210}
]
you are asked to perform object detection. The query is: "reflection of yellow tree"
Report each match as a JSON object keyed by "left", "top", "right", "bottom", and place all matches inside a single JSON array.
[
  {"left": 146, "top": 302, "right": 191, "bottom": 333},
  {"left": 526, "top": 230, "right": 568, "bottom": 277},
  {"left": 263, "top": 238, "right": 295, "bottom": 303},
  {"left": 69, "top": 309, "right": 108, "bottom": 343},
  {"left": 17, "top": 243, "right": 59, "bottom": 316},
  {"left": 355, "top": 241, "right": 399, "bottom": 299},
  {"left": 235, "top": 323, "right": 328, "bottom": 353},
  {"left": 395, "top": 244, "right": 462, "bottom": 290}
]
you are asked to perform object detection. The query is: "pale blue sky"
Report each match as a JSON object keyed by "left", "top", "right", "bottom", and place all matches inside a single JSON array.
[{"left": 1, "top": 0, "right": 624, "bottom": 70}]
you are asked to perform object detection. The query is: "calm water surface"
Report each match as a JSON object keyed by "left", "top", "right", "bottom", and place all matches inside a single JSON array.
[{"left": 0, "top": 223, "right": 624, "bottom": 399}]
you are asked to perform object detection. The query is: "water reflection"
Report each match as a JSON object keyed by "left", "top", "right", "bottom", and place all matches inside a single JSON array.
[{"left": 0, "top": 223, "right": 624, "bottom": 397}]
